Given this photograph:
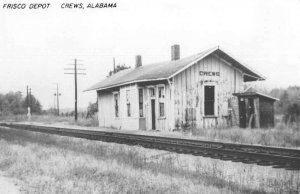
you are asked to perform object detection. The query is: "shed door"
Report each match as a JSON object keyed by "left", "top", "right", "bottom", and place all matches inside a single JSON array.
[
  {"left": 239, "top": 98, "right": 246, "bottom": 128},
  {"left": 249, "top": 98, "right": 255, "bottom": 128}
]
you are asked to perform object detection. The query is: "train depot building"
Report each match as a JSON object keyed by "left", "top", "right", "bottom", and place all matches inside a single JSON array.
[{"left": 86, "top": 45, "right": 277, "bottom": 131}]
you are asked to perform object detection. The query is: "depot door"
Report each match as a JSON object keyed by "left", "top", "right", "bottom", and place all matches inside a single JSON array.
[{"left": 151, "top": 99, "right": 156, "bottom": 130}]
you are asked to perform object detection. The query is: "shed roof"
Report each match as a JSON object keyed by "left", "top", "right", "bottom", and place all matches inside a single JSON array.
[
  {"left": 86, "top": 46, "right": 265, "bottom": 91},
  {"left": 233, "top": 87, "right": 279, "bottom": 101}
]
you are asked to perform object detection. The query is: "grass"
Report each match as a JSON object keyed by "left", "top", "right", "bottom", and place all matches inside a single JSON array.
[
  {"left": 0, "top": 114, "right": 299, "bottom": 148},
  {"left": 0, "top": 114, "right": 98, "bottom": 127},
  {"left": 0, "top": 126, "right": 299, "bottom": 194},
  {"left": 189, "top": 126, "right": 300, "bottom": 148}
]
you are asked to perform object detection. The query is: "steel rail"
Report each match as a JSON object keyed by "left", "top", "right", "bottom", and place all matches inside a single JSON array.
[{"left": 0, "top": 122, "right": 299, "bottom": 170}]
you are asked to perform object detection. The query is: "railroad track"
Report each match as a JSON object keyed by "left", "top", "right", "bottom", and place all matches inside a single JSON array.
[{"left": 0, "top": 122, "right": 299, "bottom": 170}]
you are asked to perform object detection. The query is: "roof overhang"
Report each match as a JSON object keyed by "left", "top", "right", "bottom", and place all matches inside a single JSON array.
[
  {"left": 168, "top": 46, "right": 266, "bottom": 82},
  {"left": 233, "top": 92, "right": 279, "bottom": 101},
  {"left": 84, "top": 78, "right": 168, "bottom": 92},
  {"left": 215, "top": 48, "right": 266, "bottom": 82}
]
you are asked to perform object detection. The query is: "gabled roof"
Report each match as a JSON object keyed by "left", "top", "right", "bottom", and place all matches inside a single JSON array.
[
  {"left": 233, "top": 87, "right": 279, "bottom": 101},
  {"left": 85, "top": 46, "right": 265, "bottom": 91}
]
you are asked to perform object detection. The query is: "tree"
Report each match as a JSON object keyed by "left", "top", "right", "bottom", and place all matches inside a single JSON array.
[
  {"left": 24, "top": 94, "right": 42, "bottom": 114},
  {"left": 0, "top": 91, "right": 26, "bottom": 115},
  {"left": 107, "top": 64, "right": 131, "bottom": 77},
  {"left": 269, "top": 86, "right": 300, "bottom": 124},
  {"left": 278, "top": 91, "right": 289, "bottom": 114},
  {"left": 287, "top": 103, "right": 300, "bottom": 117},
  {"left": 0, "top": 91, "right": 42, "bottom": 116},
  {"left": 86, "top": 102, "right": 98, "bottom": 118}
]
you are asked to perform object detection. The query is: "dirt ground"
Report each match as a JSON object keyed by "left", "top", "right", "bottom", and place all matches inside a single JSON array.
[{"left": 0, "top": 172, "right": 20, "bottom": 194}]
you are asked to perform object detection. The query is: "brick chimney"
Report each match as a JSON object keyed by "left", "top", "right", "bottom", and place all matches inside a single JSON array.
[
  {"left": 171, "top": 44, "right": 180, "bottom": 61},
  {"left": 135, "top": 55, "right": 142, "bottom": 68}
]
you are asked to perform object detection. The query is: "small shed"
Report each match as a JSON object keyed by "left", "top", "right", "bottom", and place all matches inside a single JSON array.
[{"left": 233, "top": 88, "right": 278, "bottom": 128}]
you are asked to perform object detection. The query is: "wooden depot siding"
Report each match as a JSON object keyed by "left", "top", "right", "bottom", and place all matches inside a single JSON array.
[
  {"left": 230, "top": 96, "right": 240, "bottom": 127},
  {"left": 89, "top": 46, "right": 269, "bottom": 131},
  {"left": 259, "top": 98, "right": 275, "bottom": 128},
  {"left": 173, "top": 55, "right": 244, "bottom": 129},
  {"left": 97, "top": 84, "right": 140, "bottom": 130},
  {"left": 97, "top": 91, "right": 116, "bottom": 128},
  {"left": 143, "top": 84, "right": 171, "bottom": 131},
  {"left": 254, "top": 98, "right": 260, "bottom": 128},
  {"left": 119, "top": 84, "right": 140, "bottom": 130},
  {"left": 96, "top": 53, "right": 261, "bottom": 131},
  {"left": 98, "top": 82, "right": 172, "bottom": 131},
  {"left": 95, "top": 51, "right": 271, "bottom": 131}
]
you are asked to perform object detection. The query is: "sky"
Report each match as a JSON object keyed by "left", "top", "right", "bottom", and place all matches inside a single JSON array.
[{"left": 0, "top": 0, "right": 299, "bottom": 110}]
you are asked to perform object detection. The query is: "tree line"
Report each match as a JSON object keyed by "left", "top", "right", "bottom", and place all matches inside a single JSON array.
[
  {"left": 0, "top": 91, "right": 42, "bottom": 116},
  {"left": 0, "top": 86, "right": 299, "bottom": 123},
  {"left": 269, "top": 86, "right": 300, "bottom": 123}
]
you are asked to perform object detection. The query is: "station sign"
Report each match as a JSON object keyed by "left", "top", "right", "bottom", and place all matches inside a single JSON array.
[{"left": 199, "top": 71, "right": 220, "bottom": 76}]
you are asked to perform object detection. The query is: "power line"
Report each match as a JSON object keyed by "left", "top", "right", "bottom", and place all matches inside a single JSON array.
[
  {"left": 64, "top": 68, "right": 85, "bottom": 70},
  {"left": 64, "top": 58, "right": 86, "bottom": 121},
  {"left": 64, "top": 73, "right": 86, "bottom": 75}
]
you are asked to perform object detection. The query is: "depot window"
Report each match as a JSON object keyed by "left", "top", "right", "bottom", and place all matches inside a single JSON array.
[
  {"left": 149, "top": 88, "right": 155, "bottom": 98},
  {"left": 113, "top": 93, "right": 119, "bottom": 118},
  {"left": 158, "top": 86, "right": 165, "bottom": 117},
  {"left": 159, "top": 103, "right": 165, "bottom": 117},
  {"left": 138, "top": 88, "right": 144, "bottom": 117},
  {"left": 204, "top": 86, "right": 215, "bottom": 115},
  {"left": 158, "top": 87, "right": 165, "bottom": 99},
  {"left": 126, "top": 90, "right": 131, "bottom": 117}
]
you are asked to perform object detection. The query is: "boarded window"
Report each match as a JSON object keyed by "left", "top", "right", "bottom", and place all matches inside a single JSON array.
[
  {"left": 114, "top": 93, "right": 119, "bottom": 117},
  {"left": 139, "top": 88, "right": 143, "bottom": 117},
  {"left": 126, "top": 90, "right": 130, "bottom": 103},
  {"left": 126, "top": 90, "right": 131, "bottom": 117},
  {"left": 127, "top": 104, "right": 131, "bottom": 117},
  {"left": 159, "top": 103, "right": 165, "bottom": 117},
  {"left": 204, "top": 86, "right": 215, "bottom": 115}
]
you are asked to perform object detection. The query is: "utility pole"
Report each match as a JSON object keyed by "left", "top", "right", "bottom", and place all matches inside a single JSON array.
[
  {"left": 75, "top": 59, "right": 77, "bottom": 120},
  {"left": 29, "top": 88, "right": 32, "bottom": 110},
  {"left": 64, "top": 59, "right": 86, "bottom": 121},
  {"left": 53, "top": 94, "right": 56, "bottom": 114},
  {"left": 54, "top": 83, "right": 61, "bottom": 116},
  {"left": 27, "top": 86, "right": 31, "bottom": 121},
  {"left": 26, "top": 85, "right": 29, "bottom": 107},
  {"left": 57, "top": 84, "right": 60, "bottom": 116}
]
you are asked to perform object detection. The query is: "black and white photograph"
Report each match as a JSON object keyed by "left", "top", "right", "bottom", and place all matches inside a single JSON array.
[{"left": 0, "top": 0, "right": 299, "bottom": 193}]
